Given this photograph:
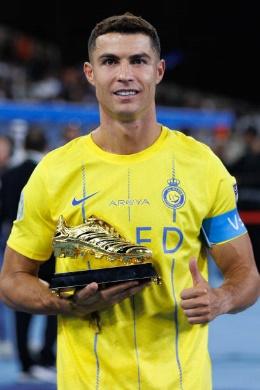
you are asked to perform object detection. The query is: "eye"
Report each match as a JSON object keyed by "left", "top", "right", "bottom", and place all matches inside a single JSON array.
[
  {"left": 102, "top": 58, "right": 117, "bottom": 65},
  {"left": 131, "top": 57, "right": 147, "bottom": 65}
]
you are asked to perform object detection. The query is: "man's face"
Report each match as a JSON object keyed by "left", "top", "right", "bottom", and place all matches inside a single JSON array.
[{"left": 84, "top": 33, "right": 165, "bottom": 121}]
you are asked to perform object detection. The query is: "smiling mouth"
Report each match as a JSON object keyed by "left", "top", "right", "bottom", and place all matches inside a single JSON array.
[{"left": 113, "top": 89, "right": 139, "bottom": 96}]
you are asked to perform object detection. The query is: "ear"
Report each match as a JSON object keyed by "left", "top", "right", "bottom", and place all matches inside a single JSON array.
[
  {"left": 84, "top": 62, "right": 95, "bottom": 86},
  {"left": 156, "top": 59, "right": 165, "bottom": 85}
]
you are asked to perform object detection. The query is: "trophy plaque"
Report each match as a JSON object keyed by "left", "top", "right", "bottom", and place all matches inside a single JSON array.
[{"left": 50, "top": 215, "right": 161, "bottom": 293}]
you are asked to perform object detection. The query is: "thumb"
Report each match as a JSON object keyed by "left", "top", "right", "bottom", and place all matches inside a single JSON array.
[{"left": 189, "top": 258, "right": 204, "bottom": 286}]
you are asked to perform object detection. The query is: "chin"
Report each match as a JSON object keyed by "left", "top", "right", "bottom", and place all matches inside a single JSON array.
[
  {"left": 117, "top": 111, "right": 139, "bottom": 122},
  {"left": 116, "top": 105, "right": 143, "bottom": 121},
  {"left": 103, "top": 102, "right": 142, "bottom": 122}
]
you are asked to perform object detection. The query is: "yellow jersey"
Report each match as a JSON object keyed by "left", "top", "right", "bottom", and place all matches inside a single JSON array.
[{"left": 8, "top": 127, "right": 246, "bottom": 390}]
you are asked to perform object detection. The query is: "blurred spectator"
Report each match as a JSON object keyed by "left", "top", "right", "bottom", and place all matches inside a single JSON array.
[
  {"left": 228, "top": 126, "right": 260, "bottom": 272},
  {"left": 211, "top": 125, "right": 231, "bottom": 162},
  {"left": 59, "top": 66, "right": 90, "bottom": 102},
  {"left": 0, "top": 135, "right": 13, "bottom": 176},
  {"left": 0, "top": 133, "right": 14, "bottom": 249},
  {"left": 60, "top": 122, "right": 81, "bottom": 144},
  {"left": 0, "top": 128, "right": 57, "bottom": 382},
  {"left": 0, "top": 133, "right": 13, "bottom": 358},
  {"left": 228, "top": 126, "right": 260, "bottom": 208},
  {"left": 8, "top": 119, "right": 28, "bottom": 166},
  {"left": 29, "top": 72, "right": 62, "bottom": 101}
]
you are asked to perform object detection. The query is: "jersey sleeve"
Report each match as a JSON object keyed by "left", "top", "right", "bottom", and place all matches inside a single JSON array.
[
  {"left": 201, "top": 150, "right": 247, "bottom": 246},
  {"left": 7, "top": 160, "right": 56, "bottom": 260}
]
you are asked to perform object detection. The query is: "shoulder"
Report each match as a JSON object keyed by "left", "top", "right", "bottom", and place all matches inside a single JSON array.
[
  {"left": 45, "top": 135, "right": 88, "bottom": 159},
  {"left": 164, "top": 127, "right": 232, "bottom": 181},
  {"left": 164, "top": 127, "right": 214, "bottom": 158},
  {"left": 39, "top": 135, "right": 89, "bottom": 168}
]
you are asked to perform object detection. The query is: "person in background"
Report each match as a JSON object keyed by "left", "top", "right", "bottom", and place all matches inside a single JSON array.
[
  {"left": 0, "top": 127, "right": 57, "bottom": 382},
  {"left": 228, "top": 125, "right": 260, "bottom": 272},
  {"left": 0, "top": 13, "right": 259, "bottom": 390},
  {"left": 0, "top": 134, "right": 14, "bottom": 358},
  {"left": 228, "top": 126, "right": 260, "bottom": 208},
  {"left": 0, "top": 135, "right": 13, "bottom": 177},
  {"left": 60, "top": 122, "right": 81, "bottom": 145}
]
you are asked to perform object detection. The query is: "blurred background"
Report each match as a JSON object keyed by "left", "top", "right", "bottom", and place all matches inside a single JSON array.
[{"left": 0, "top": 1, "right": 259, "bottom": 389}]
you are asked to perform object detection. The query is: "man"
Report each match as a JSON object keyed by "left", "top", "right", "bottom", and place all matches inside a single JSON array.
[{"left": 0, "top": 13, "right": 259, "bottom": 390}]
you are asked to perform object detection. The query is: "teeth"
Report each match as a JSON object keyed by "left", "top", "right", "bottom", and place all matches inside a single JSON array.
[{"left": 115, "top": 90, "right": 137, "bottom": 96}]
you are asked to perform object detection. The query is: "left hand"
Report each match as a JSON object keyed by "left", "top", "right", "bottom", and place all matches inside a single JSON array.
[{"left": 180, "top": 259, "right": 221, "bottom": 324}]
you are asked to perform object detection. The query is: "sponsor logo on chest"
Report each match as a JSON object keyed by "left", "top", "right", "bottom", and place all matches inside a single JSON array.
[{"left": 109, "top": 198, "right": 150, "bottom": 207}]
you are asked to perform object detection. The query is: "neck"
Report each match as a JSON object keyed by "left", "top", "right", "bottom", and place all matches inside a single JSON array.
[{"left": 91, "top": 112, "right": 161, "bottom": 155}]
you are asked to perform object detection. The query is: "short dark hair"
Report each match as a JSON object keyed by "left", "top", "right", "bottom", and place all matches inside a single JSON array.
[
  {"left": 88, "top": 13, "right": 161, "bottom": 60},
  {"left": 25, "top": 127, "right": 47, "bottom": 152}
]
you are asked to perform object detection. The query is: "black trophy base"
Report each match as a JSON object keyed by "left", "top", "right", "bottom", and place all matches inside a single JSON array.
[{"left": 50, "top": 263, "right": 159, "bottom": 292}]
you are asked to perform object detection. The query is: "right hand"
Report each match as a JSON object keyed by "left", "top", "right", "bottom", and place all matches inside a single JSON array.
[{"left": 59, "top": 280, "right": 149, "bottom": 317}]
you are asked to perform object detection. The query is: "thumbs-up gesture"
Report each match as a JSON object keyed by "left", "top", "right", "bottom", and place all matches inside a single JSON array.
[{"left": 180, "top": 259, "right": 220, "bottom": 324}]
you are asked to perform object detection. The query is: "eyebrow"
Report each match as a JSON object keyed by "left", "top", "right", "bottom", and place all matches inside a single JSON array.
[{"left": 98, "top": 52, "right": 152, "bottom": 61}]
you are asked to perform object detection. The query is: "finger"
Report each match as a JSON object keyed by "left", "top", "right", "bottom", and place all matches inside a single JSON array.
[
  {"left": 183, "top": 307, "right": 210, "bottom": 318},
  {"left": 118, "top": 281, "right": 149, "bottom": 298},
  {"left": 186, "top": 316, "right": 211, "bottom": 325},
  {"left": 180, "top": 287, "right": 207, "bottom": 300},
  {"left": 181, "top": 296, "right": 210, "bottom": 310},
  {"left": 189, "top": 258, "right": 204, "bottom": 286},
  {"left": 39, "top": 278, "right": 50, "bottom": 288},
  {"left": 74, "top": 281, "right": 138, "bottom": 304},
  {"left": 102, "top": 281, "right": 149, "bottom": 305},
  {"left": 74, "top": 281, "right": 149, "bottom": 312},
  {"left": 103, "top": 280, "right": 140, "bottom": 294},
  {"left": 75, "top": 282, "right": 99, "bottom": 301}
]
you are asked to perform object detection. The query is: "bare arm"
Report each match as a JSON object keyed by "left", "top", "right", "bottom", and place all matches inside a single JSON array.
[
  {"left": 0, "top": 246, "right": 148, "bottom": 317},
  {"left": 181, "top": 233, "right": 260, "bottom": 324},
  {"left": 209, "top": 233, "right": 260, "bottom": 313}
]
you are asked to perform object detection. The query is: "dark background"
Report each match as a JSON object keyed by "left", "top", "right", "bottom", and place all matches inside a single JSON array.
[{"left": 1, "top": 1, "right": 259, "bottom": 103}]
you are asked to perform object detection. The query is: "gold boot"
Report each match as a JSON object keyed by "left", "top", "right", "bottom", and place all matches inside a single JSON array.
[{"left": 53, "top": 215, "right": 152, "bottom": 265}]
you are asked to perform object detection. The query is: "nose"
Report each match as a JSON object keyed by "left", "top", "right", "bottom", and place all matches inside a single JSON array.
[{"left": 117, "top": 60, "right": 133, "bottom": 82}]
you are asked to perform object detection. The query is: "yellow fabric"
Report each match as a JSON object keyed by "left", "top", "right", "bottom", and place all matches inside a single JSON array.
[{"left": 8, "top": 127, "right": 238, "bottom": 389}]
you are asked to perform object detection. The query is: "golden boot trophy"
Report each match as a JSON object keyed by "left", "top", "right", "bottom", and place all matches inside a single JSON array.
[{"left": 50, "top": 216, "right": 160, "bottom": 293}]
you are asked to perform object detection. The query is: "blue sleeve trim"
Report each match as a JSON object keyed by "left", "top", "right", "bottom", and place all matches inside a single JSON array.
[{"left": 202, "top": 208, "right": 247, "bottom": 246}]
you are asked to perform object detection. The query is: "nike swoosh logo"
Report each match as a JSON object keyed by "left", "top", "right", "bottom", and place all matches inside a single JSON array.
[{"left": 72, "top": 192, "right": 98, "bottom": 206}]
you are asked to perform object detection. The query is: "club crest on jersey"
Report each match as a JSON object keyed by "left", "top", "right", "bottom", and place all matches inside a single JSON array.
[{"left": 162, "top": 177, "right": 185, "bottom": 221}]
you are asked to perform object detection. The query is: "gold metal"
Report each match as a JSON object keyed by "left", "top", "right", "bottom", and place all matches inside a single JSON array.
[
  {"left": 53, "top": 215, "right": 153, "bottom": 265},
  {"left": 51, "top": 216, "right": 161, "bottom": 290}
]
